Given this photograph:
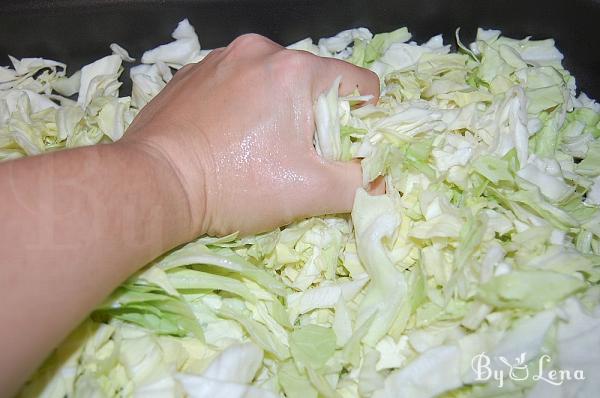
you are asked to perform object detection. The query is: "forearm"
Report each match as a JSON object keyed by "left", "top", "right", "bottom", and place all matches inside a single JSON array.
[{"left": 0, "top": 142, "right": 199, "bottom": 395}]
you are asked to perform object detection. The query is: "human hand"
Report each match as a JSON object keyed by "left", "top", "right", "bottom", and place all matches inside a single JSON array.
[{"left": 122, "top": 34, "right": 380, "bottom": 237}]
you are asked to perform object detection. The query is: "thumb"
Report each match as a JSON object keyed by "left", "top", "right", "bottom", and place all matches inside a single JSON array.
[{"left": 317, "top": 160, "right": 385, "bottom": 214}]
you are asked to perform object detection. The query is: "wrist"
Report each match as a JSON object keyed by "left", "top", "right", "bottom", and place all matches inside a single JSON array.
[{"left": 112, "top": 139, "right": 207, "bottom": 243}]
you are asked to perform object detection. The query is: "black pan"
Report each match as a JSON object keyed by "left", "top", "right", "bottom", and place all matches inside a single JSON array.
[{"left": 1, "top": 0, "right": 599, "bottom": 98}]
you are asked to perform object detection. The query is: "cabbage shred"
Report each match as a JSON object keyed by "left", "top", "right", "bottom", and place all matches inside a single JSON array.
[{"left": 3, "top": 19, "right": 599, "bottom": 398}]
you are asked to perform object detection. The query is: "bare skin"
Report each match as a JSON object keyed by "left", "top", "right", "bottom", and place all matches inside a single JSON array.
[{"left": 0, "top": 34, "right": 379, "bottom": 395}]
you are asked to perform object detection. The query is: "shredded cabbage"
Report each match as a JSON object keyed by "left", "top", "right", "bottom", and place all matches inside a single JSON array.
[{"left": 3, "top": 19, "right": 599, "bottom": 398}]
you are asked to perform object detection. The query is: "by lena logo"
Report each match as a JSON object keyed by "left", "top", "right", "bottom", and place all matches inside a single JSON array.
[{"left": 471, "top": 352, "right": 585, "bottom": 388}]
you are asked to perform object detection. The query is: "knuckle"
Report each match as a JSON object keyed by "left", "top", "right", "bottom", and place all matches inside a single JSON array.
[
  {"left": 276, "top": 49, "right": 315, "bottom": 71},
  {"left": 264, "top": 49, "right": 317, "bottom": 94},
  {"left": 270, "top": 49, "right": 316, "bottom": 81},
  {"left": 227, "top": 33, "right": 274, "bottom": 55}
]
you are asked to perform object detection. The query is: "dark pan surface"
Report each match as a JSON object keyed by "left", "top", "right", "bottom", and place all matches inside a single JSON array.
[{"left": 1, "top": 0, "right": 599, "bottom": 98}]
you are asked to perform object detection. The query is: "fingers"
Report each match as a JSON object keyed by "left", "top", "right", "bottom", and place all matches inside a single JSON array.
[
  {"left": 368, "top": 176, "right": 386, "bottom": 195},
  {"left": 306, "top": 58, "right": 381, "bottom": 215},
  {"left": 312, "top": 57, "right": 380, "bottom": 104}
]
